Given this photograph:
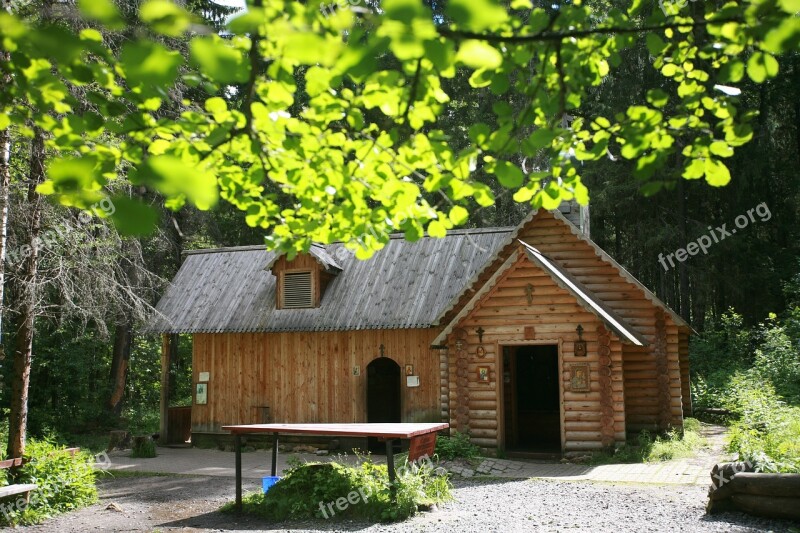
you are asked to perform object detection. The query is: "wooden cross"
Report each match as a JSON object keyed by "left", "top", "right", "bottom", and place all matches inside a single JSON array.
[
  {"left": 379, "top": 344, "right": 385, "bottom": 358},
  {"left": 525, "top": 283, "right": 534, "bottom": 305}
]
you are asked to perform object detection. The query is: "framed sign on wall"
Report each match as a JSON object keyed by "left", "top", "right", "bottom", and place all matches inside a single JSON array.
[{"left": 196, "top": 383, "right": 208, "bottom": 405}]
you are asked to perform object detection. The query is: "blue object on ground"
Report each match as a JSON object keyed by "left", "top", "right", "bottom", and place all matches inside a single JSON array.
[{"left": 262, "top": 476, "right": 281, "bottom": 493}]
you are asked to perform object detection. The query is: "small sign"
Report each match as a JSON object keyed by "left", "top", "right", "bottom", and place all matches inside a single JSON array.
[
  {"left": 199, "top": 371, "right": 210, "bottom": 382},
  {"left": 353, "top": 365, "right": 361, "bottom": 376},
  {"left": 406, "top": 375, "right": 420, "bottom": 387},
  {"left": 408, "top": 433, "right": 437, "bottom": 462}
]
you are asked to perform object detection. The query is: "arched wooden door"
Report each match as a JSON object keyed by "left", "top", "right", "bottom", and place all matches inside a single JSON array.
[{"left": 366, "top": 358, "right": 401, "bottom": 451}]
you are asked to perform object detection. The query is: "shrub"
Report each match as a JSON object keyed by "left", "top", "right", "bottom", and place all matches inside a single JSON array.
[
  {"left": 590, "top": 420, "right": 705, "bottom": 464},
  {"left": 0, "top": 439, "right": 98, "bottom": 526},
  {"left": 131, "top": 438, "right": 157, "bottom": 458},
  {"left": 723, "top": 374, "right": 800, "bottom": 472},
  {"left": 434, "top": 432, "right": 481, "bottom": 461},
  {"left": 226, "top": 456, "right": 452, "bottom": 522}
]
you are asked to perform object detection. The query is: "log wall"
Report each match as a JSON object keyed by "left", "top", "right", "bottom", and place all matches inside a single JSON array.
[
  {"left": 191, "top": 329, "right": 442, "bottom": 433},
  {"left": 446, "top": 252, "right": 627, "bottom": 452},
  {"left": 442, "top": 209, "right": 688, "bottom": 449}
]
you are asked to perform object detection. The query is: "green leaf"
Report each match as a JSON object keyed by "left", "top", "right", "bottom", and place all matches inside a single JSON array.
[
  {"left": 719, "top": 59, "right": 745, "bottom": 83},
  {"left": 39, "top": 157, "right": 105, "bottom": 206},
  {"left": 746, "top": 52, "right": 779, "bottom": 83},
  {"left": 447, "top": 0, "right": 508, "bottom": 31},
  {"left": 284, "top": 34, "right": 340, "bottom": 66},
  {"left": 494, "top": 161, "right": 524, "bottom": 188},
  {"left": 140, "top": 0, "right": 192, "bottom": 37},
  {"left": 661, "top": 63, "right": 679, "bottom": 77},
  {"left": 779, "top": 0, "right": 800, "bottom": 12},
  {"left": 704, "top": 158, "right": 732, "bottom": 186},
  {"left": 427, "top": 220, "right": 447, "bottom": 238},
  {"left": 646, "top": 89, "right": 669, "bottom": 108},
  {"left": 455, "top": 40, "right": 503, "bottom": 69},
  {"left": 449, "top": 205, "right": 469, "bottom": 225},
  {"left": 0, "top": 114, "right": 9, "bottom": 130},
  {"left": 646, "top": 33, "right": 667, "bottom": 55},
  {"left": 120, "top": 41, "right": 182, "bottom": 88},
  {"left": 77, "top": 0, "right": 123, "bottom": 28},
  {"left": 382, "top": 0, "right": 429, "bottom": 24},
  {"left": 709, "top": 141, "right": 734, "bottom": 158},
  {"left": 108, "top": 196, "right": 159, "bottom": 236},
  {"left": 525, "top": 128, "right": 557, "bottom": 150},
  {"left": 189, "top": 36, "right": 250, "bottom": 84},
  {"left": 134, "top": 155, "right": 219, "bottom": 210}
]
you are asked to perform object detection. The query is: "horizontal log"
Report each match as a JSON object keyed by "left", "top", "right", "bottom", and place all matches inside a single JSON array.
[
  {"left": 470, "top": 437, "right": 498, "bottom": 447},
  {"left": 730, "top": 494, "right": 800, "bottom": 521},
  {"left": 469, "top": 419, "right": 498, "bottom": 430},
  {"left": 731, "top": 473, "right": 800, "bottom": 496}
]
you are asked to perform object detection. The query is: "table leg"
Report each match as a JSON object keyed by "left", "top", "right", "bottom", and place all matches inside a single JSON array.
[
  {"left": 271, "top": 433, "right": 279, "bottom": 477},
  {"left": 385, "top": 439, "right": 396, "bottom": 498},
  {"left": 234, "top": 434, "right": 242, "bottom": 512}
]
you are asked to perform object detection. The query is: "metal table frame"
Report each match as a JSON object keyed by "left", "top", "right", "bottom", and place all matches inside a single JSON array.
[{"left": 222, "top": 423, "right": 449, "bottom": 511}]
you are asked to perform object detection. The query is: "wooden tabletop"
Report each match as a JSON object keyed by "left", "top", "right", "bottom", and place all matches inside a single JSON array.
[{"left": 221, "top": 422, "right": 449, "bottom": 439}]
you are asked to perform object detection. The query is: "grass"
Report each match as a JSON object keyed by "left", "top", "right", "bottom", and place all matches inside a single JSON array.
[
  {"left": 588, "top": 418, "right": 706, "bottom": 465},
  {"left": 95, "top": 470, "right": 172, "bottom": 479}
]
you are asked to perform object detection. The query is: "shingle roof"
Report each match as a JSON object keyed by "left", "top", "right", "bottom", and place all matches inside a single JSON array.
[{"left": 143, "top": 228, "right": 512, "bottom": 334}]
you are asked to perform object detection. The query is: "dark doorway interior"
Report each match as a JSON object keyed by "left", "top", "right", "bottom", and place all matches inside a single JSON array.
[
  {"left": 503, "top": 344, "right": 561, "bottom": 452},
  {"left": 366, "top": 357, "right": 401, "bottom": 452}
]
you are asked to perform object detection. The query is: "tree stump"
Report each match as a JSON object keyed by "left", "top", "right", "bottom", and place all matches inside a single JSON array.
[{"left": 107, "top": 430, "right": 131, "bottom": 451}]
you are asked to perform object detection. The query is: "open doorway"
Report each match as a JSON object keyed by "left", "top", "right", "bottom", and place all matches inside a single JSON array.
[
  {"left": 366, "top": 357, "right": 401, "bottom": 451},
  {"left": 503, "top": 344, "right": 561, "bottom": 453}
]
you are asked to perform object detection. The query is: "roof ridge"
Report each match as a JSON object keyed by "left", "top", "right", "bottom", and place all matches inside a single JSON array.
[{"left": 181, "top": 227, "right": 517, "bottom": 255}]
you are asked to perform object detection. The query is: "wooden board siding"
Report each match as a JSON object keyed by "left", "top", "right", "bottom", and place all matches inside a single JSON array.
[
  {"left": 191, "top": 329, "right": 442, "bottom": 433},
  {"left": 446, "top": 253, "right": 627, "bottom": 452}
]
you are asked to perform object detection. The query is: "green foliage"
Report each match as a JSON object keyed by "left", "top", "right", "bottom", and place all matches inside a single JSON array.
[
  {"left": 0, "top": 439, "right": 98, "bottom": 526},
  {"left": 723, "top": 374, "right": 800, "bottom": 473},
  {"left": 224, "top": 456, "right": 452, "bottom": 522},
  {"left": 434, "top": 432, "right": 481, "bottom": 461},
  {"left": 0, "top": 0, "right": 796, "bottom": 256},
  {"left": 590, "top": 420, "right": 705, "bottom": 465},
  {"left": 689, "top": 310, "right": 754, "bottom": 412}
]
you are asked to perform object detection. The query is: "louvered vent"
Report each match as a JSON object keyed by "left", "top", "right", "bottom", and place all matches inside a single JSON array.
[{"left": 283, "top": 271, "right": 313, "bottom": 309}]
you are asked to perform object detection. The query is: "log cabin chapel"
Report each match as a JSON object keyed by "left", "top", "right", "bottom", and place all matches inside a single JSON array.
[{"left": 146, "top": 204, "right": 692, "bottom": 456}]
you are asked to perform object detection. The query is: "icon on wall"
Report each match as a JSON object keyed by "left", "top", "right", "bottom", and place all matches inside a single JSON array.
[
  {"left": 405, "top": 364, "right": 414, "bottom": 376},
  {"left": 570, "top": 363, "right": 590, "bottom": 392},
  {"left": 477, "top": 366, "right": 490, "bottom": 382},
  {"left": 196, "top": 383, "right": 208, "bottom": 405}
]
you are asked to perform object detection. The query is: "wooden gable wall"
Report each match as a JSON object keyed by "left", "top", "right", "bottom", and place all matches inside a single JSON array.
[
  {"left": 517, "top": 211, "right": 685, "bottom": 434},
  {"left": 441, "top": 210, "right": 687, "bottom": 450},
  {"left": 445, "top": 251, "right": 626, "bottom": 452}
]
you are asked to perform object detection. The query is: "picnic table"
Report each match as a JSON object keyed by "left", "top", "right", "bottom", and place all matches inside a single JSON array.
[{"left": 222, "top": 422, "right": 449, "bottom": 511}]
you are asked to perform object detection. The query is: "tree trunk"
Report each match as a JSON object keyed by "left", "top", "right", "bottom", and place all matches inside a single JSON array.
[
  {"left": 0, "top": 43, "right": 12, "bottom": 346},
  {"left": 107, "top": 321, "right": 132, "bottom": 417},
  {"left": 7, "top": 129, "right": 45, "bottom": 458}
]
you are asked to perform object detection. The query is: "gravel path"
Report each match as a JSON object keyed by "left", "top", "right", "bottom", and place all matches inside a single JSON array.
[{"left": 17, "top": 474, "right": 797, "bottom": 532}]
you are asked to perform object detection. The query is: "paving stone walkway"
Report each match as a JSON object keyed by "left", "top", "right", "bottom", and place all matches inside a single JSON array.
[
  {"left": 103, "top": 425, "right": 728, "bottom": 487},
  {"left": 444, "top": 457, "right": 711, "bottom": 484}
]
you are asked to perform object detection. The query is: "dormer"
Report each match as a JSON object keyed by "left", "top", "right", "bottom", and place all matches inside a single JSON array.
[{"left": 267, "top": 244, "right": 342, "bottom": 309}]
